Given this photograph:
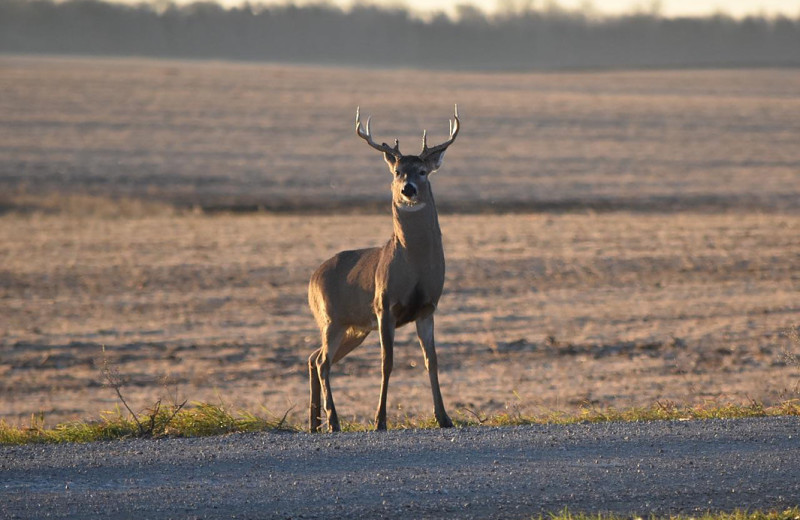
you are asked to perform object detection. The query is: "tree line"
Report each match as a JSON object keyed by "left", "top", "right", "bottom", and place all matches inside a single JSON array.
[{"left": 1, "top": 0, "right": 798, "bottom": 69}]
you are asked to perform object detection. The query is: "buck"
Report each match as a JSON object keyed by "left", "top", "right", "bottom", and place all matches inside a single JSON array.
[{"left": 307, "top": 106, "right": 461, "bottom": 432}]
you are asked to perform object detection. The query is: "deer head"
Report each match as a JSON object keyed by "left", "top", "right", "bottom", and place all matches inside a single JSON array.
[{"left": 356, "top": 105, "right": 460, "bottom": 212}]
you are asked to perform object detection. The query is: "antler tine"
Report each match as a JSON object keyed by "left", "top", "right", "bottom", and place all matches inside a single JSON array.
[
  {"left": 419, "top": 104, "right": 461, "bottom": 158},
  {"left": 355, "top": 107, "right": 401, "bottom": 158}
]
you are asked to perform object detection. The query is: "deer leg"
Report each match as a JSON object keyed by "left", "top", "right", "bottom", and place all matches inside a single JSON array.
[
  {"left": 308, "top": 348, "right": 322, "bottom": 432},
  {"left": 316, "top": 325, "right": 344, "bottom": 432},
  {"left": 375, "top": 310, "right": 395, "bottom": 430},
  {"left": 416, "top": 316, "right": 453, "bottom": 428}
]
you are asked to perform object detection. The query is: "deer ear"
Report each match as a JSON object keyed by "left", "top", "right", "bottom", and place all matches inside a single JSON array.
[
  {"left": 424, "top": 150, "right": 446, "bottom": 173},
  {"left": 383, "top": 152, "right": 397, "bottom": 169}
]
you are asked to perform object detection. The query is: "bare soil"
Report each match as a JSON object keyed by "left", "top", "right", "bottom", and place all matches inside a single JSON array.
[
  {"left": 0, "top": 56, "right": 798, "bottom": 427},
  {"left": 1, "top": 56, "right": 799, "bottom": 213},
  {"left": 1, "top": 211, "right": 798, "bottom": 425}
]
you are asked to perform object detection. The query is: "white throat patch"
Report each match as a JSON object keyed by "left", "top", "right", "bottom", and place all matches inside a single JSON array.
[{"left": 396, "top": 201, "right": 427, "bottom": 212}]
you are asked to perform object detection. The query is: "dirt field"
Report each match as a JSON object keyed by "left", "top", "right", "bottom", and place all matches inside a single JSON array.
[
  {"left": 2, "top": 211, "right": 798, "bottom": 425},
  {"left": 2, "top": 56, "right": 799, "bottom": 212},
  {"left": 0, "top": 56, "right": 798, "bottom": 426}
]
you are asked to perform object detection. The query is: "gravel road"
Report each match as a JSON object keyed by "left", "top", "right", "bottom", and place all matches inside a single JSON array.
[{"left": 2, "top": 417, "right": 798, "bottom": 519}]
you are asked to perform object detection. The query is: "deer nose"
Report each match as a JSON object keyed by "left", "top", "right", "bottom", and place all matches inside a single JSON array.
[{"left": 401, "top": 183, "right": 417, "bottom": 198}]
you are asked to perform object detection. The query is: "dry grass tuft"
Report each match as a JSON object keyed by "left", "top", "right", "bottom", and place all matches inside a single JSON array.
[{"left": 0, "top": 402, "right": 297, "bottom": 444}]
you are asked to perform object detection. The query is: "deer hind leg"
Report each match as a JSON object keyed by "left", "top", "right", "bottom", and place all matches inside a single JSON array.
[
  {"left": 308, "top": 348, "right": 322, "bottom": 432},
  {"left": 375, "top": 309, "right": 395, "bottom": 431},
  {"left": 416, "top": 315, "right": 453, "bottom": 428},
  {"left": 316, "top": 324, "right": 345, "bottom": 432}
]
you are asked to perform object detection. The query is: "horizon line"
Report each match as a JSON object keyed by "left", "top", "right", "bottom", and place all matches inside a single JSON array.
[{"left": 101, "top": 0, "right": 800, "bottom": 21}]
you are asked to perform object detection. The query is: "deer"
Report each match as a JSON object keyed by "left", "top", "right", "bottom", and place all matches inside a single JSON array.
[{"left": 307, "top": 106, "right": 461, "bottom": 432}]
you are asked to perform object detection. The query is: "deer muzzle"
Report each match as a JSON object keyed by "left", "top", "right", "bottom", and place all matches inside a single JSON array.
[{"left": 401, "top": 182, "right": 418, "bottom": 199}]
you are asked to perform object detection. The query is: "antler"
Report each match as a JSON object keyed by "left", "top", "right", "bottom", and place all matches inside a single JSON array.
[
  {"left": 356, "top": 107, "right": 402, "bottom": 158},
  {"left": 420, "top": 104, "right": 460, "bottom": 159}
]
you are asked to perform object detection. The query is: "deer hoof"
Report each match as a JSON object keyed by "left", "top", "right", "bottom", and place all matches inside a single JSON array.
[{"left": 438, "top": 415, "right": 454, "bottom": 428}]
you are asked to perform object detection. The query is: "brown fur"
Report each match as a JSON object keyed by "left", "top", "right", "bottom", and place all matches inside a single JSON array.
[{"left": 307, "top": 112, "right": 459, "bottom": 432}]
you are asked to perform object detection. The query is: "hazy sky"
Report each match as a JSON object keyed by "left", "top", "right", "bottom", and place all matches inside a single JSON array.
[{"left": 237, "top": 0, "right": 800, "bottom": 18}]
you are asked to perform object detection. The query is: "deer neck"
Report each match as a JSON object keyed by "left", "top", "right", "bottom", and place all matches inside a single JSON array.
[{"left": 391, "top": 197, "right": 442, "bottom": 259}]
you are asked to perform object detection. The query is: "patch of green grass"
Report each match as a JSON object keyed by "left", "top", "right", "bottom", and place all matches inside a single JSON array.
[
  {"left": 538, "top": 507, "right": 800, "bottom": 520},
  {"left": 1, "top": 400, "right": 798, "bottom": 444},
  {"left": 337, "top": 399, "right": 800, "bottom": 432},
  {"left": 466, "top": 399, "right": 800, "bottom": 428},
  {"left": 0, "top": 403, "right": 297, "bottom": 445},
  {"left": 337, "top": 414, "right": 444, "bottom": 433}
]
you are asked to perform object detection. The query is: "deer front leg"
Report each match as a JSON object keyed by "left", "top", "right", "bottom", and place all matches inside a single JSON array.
[
  {"left": 375, "top": 309, "right": 395, "bottom": 430},
  {"left": 416, "top": 315, "right": 453, "bottom": 428},
  {"left": 308, "top": 349, "right": 322, "bottom": 432}
]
